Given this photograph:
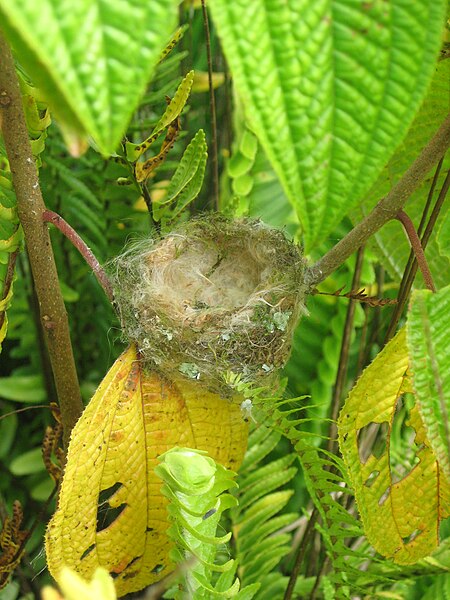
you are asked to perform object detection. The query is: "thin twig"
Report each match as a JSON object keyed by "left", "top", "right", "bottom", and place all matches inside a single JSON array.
[
  {"left": 141, "top": 185, "right": 161, "bottom": 235},
  {"left": 420, "top": 169, "right": 450, "bottom": 246},
  {"left": 0, "top": 405, "right": 53, "bottom": 422},
  {"left": 284, "top": 509, "right": 318, "bottom": 600},
  {"left": 201, "top": 0, "right": 220, "bottom": 210},
  {"left": 395, "top": 210, "right": 436, "bottom": 292},
  {"left": 397, "top": 158, "right": 443, "bottom": 301},
  {"left": 385, "top": 167, "right": 450, "bottom": 343},
  {"left": 308, "top": 113, "right": 450, "bottom": 286},
  {"left": 309, "top": 555, "right": 329, "bottom": 600},
  {"left": 301, "top": 250, "right": 364, "bottom": 596},
  {"left": 355, "top": 305, "right": 369, "bottom": 377},
  {"left": 0, "top": 33, "right": 83, "bottom": 448},
  {"left": 222, "top": 56, "right": 233, "bottom": 154},
  {"left": 327, "top": 247, "right": 365, "bottom": 453},
  {"left": 42, "top": 209, "right": 114, "bottom": 302}
]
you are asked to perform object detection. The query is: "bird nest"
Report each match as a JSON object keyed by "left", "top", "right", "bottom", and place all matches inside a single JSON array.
[{"left": 111, "top": 215, "right": 307, "bottom": 395}]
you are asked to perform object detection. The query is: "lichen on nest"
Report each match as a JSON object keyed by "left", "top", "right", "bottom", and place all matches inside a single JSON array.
[{"left": 110, "top": 215, "right": 307, "bottom": 395}]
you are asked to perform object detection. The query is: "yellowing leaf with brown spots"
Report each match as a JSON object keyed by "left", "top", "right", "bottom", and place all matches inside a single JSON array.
[
  {"left": 338, "top": 328, "right": 450, "bottom": 565},
  {"left": 45, "top": 345, "right": 248, "bottom": 596}
]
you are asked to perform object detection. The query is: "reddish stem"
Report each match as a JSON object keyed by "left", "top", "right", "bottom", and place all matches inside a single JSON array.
[
  {"left": 395, "top": 210, "right": 436, "bottom": 292},
  {"left": 42, "top": 210, "right": 113, "bottom": 302}
]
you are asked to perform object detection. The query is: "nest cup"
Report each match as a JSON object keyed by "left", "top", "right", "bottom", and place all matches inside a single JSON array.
[{"left": 111, "top": 216, "right": 307, "bottom": 394}]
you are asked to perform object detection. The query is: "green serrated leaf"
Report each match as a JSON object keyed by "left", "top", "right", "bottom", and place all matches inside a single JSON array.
[
  {"left": 0, "top": 374, "right": 46, "bottom": 402},
  {"left": 233, "top": 173, "right": 254, "bottom": 197},
  {"left": 239, "top": 129, "right": 258, "bottom": 161},
  {"left": 22, "top": 95, "right": 51, "bottom": 136},
  {"left": 156, "top": 447, "right": 239, "bottom": 598},
  {"left": 407, "top": 284, "right": 450, "bottom": 482},
  {"left": 0, "top": 0, "right": 179, "bottom": 155},
  {"left": 169, "top": 139, "right": 208, "bottom": 220},
  {"left": 159, "top": 23, "right": 189, "bottom": 62},
  {"left": 30, "top": 132, "right": 47, "bottom": 156},
  {"left": 355, "top": 58, "right": 450, "bottom": 288},
  {"left": 0, "top": 412, "right": 18, "bottom": 459},
  {"left": 31, "top": 477, "right": 55, "bottom": 502},
  {"left": 9, "top": 447, "right": 45, "bottom": 475},
  {"left": 0, "top": 226, "right": 22, "bottom": 252},
  {"left": 437, "top": 207, "right": 450, "bottom": 262},
  {"left": 125, "top": 70, "right": 194, "bottom": 161},
  {"left": 164, "top": 129, "right": 207, "bottom": 204},
  {"left": 228, "top": 152, "right": 254, "bottom": 179},
  {"left": 59, "top": 281, "right": 80, "bottom": 303},
  {"left": 209, "top": 0, "right": 446, "bottom": 249},
  {"left": 45, "top": 156, "right": 102, "bottom": 210},
  {"left": 151, "top": 68, "right": 193, "bottom": 132}
]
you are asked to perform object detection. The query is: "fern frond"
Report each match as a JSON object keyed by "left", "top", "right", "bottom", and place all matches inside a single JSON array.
[
  {"left": 231, "top": 426, "right": 299, "bottom": 595},
  {"left": 251, "top": 395, "right": 366, "bottom": 599},
  {"left": 44, "top": 156, "right": 102, "bottom": 211},
  {"left": 155, "top": 447, "right": 255, "bottom": 599}
]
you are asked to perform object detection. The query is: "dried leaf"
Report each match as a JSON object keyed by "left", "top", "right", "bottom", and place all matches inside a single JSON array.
[
  {"left": 313, "top": 287, "right": 396, "bottom": 307},
  {"left": 0, "top": 501, "right": 28, "bottom": 589},
  {"left": 135, "top": 115, "right": 180, "bottom": 183}
]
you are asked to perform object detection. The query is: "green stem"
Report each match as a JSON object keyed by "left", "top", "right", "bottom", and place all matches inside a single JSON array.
[
  {"left": 327, "top": 246, "right": 365, "bottom": 452},
  {"left": 283, "top": 508, "right": 318, "bottom": 600},
  {"left": 0, "top": 33, "right": 83, "bottom": 448},
  {"left": 308, "top": 112, "right": 450, "bottom": 286}
]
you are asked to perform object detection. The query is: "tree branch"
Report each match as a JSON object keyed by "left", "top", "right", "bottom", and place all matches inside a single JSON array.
[
  {"left": 307, "top": 112, "right": 450, "bottom": 287},
  {"left": 0, "top": 33, "right": 83, "bottom": 448}
]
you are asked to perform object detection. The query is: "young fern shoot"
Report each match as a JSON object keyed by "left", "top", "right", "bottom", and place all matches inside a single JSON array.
[{"left": 155, "top": 447, "right": 255, "bottom": 598}]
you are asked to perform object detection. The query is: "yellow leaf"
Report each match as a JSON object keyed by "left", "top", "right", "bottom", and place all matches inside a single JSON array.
[
  {"left": 133, "top": 196, "right": 147, "bottom": 212},
  {"left": 338, "top": 328, "right": 450, "bottom": 564},
  {"left": 192, "top": 71, "right": 225, "bottom": 93},
  {"left": 45, "top": 345, "right": 248, "bottom": 596},
  {"left": 42, "top": 567, "right": 116, "bottom": 600}
]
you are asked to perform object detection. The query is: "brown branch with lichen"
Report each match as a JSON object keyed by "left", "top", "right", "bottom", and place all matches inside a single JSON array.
[
  {"left": 307, "top": 112, "right": 450, "bottom": 287},
  {"left": 0, "top": 32, "right": 83, "bottom": 448}
]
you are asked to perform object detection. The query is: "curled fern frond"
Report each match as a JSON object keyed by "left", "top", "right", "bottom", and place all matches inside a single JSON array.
[{"left": 155, "top": 447, "right": 247, "bottom": 598}]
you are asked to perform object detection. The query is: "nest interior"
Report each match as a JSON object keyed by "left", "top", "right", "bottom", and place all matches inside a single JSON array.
[{"left": 111, "top": 216, "right": 306, "bottom": 394}]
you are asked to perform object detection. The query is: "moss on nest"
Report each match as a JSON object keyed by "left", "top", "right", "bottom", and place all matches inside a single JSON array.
[{"left": 111, "top": 215, "right": 307, "bottom": 395}]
